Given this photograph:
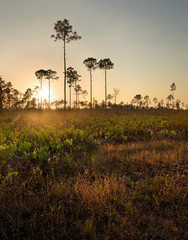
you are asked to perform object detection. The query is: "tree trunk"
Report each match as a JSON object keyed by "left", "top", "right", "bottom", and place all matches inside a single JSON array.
[
  {"left": 90, "top": 70, "right": 92, "bottom": 109},
  {"left": 172, "top": 90, "right": 174, "bottom": 108},
  {"left": 0, "top": 96, "right": 3, "bottom": 110},
  {"left": 69, "top": 86, "right": 71, "bottom": 108},
  {"left": 40, "top": 78, "right": 43, "bottom": 108},
  {"left": 63, "top": 40, "right": 66, "bottom": 109},
  {"left": 41, "top": 79, "right": 43, "bottom": 109},
  {"left": 105, "top": 69, "right": 107, "bottom": 108},
  {"left": 49, "top": 79, "right": 50, "bottom": 108},
  {"left": 76, "top": 92, "right": 78, "bottom": 108},
  {"left": 0, "top": 88, "right": 3, "bottom": 110}
]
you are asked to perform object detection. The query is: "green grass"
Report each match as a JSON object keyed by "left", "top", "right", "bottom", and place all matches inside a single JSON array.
[{"left": 0, "top": 109, "right": 187, "bottom": 239}]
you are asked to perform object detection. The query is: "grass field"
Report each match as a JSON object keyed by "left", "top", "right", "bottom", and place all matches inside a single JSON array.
[{"left": 0, "top": 109, "right": 187, "bottom": 239}]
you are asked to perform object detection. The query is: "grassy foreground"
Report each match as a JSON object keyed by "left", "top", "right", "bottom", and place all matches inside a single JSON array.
[{"left": 0, "top": 109, "right": 188, "bottom": 240}]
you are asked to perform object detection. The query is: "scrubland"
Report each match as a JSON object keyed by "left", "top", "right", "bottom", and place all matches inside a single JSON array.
[{"left": 0, "top": 109, "right": 187, "bottom": 239}]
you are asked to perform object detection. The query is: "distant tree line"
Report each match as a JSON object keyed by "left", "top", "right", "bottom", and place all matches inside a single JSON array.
[
  {"left": 0, "top": 76, "right": 38, "bottom": 111},
  {"left": 1, "top": 74, "right": 187, "bottom": 110}
]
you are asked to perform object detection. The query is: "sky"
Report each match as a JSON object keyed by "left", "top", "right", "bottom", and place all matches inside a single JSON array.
[{"left": 0, "top": 0, "right": 188, "bottom": 104}]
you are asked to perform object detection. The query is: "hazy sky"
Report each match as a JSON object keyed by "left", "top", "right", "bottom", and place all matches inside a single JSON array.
[{"left": 0, "top": 0, "right": 188, "bottom": 104}]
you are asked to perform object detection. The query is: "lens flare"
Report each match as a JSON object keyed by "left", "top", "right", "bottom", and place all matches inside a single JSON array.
[{"left": 39, "top": 87, "right": 48, "bottom": 100}]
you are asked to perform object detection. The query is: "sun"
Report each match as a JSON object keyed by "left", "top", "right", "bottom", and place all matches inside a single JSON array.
[{"left": 39, "top": 87, "right": 48, "bottom": 100}]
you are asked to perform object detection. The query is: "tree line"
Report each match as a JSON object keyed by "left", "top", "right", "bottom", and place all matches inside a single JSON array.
[
  {"left": 0, "top": 74, "right": 187, "bottom": 110},
  {"left": 0, "top": 76, "right": 38, "bottom": 110}
]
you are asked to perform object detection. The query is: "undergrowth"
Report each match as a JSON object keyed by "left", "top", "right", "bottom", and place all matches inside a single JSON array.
[{"left": 0, "top": 109, "right": 187, "bottom": 239}]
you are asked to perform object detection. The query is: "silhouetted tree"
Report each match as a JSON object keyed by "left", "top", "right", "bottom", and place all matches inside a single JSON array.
[
  {"left": 67, "top": 67, "right": 75, "bottom": 108},
  {"left": 81, "top": 90, "right": 88, "bottom": 102},
  {"left": 74, "top": 84, "right": 82, "bottom": 108},
  {"left": 153, "top": 97, "right": 158, "bottom": 108},
  {"left": 112, "top": 88, "right": 120, "bottom": 104},
  {"left": 170, "top": 82, "right": 176, "bottom": 108},
  {"left": 83, "top": 58, "right": 97, "bottom": 108},
  {"left": 93, "top": 98, "right": 98, "bottom": 109},
  {"left": 52, "top": 19, "right": 81, "bottom": 109},
  {"left": 0, "top": 76, "right": 40, "bottom": 110},
  {"left": 158, "top": 99, "right": 164, "bottom": 108},
  {"left": 170, "top": 82, "right": 176, "bottom": 99},
  {"left": 182, "top": 102, "right": 188, "bottom": 110},
  {"left": 33, "top": 86, "right": 40, "bottom": 108},
  {"left": 67, "top": 67, "right": 80, "bottom": 108},
  {"left": 45, "top": 69, "right": 59, "bottom": 108},
  {"left": 30, "top": 98, "right": 38, "bottom": 109},
  {"left": 52, "top": 99, "right": 65, "bottom": 109},
  {"left": 107, "top": 94, "right": 113, "bottom": 101},
  {"left": 12, "top": 89, "right": 21, "bottom": 109},
  {"left": 144, "top": 95, "right": 150, "bottom": 108},
  {"left": 133, "top": 94, "right": 142, "bottom": 108},
  {"left": 107, "top": 94, "right": 113, "bottom": 108},
  {"left": 22, "top": 88, "right": 33, "bottom": 108},
  {"left": 166, "top": 94, "right": 173, "bottom": 108},
  {"left": 51, "top": 100, "right": 60, "bottom": 109},
  {"left": 176, "top": 99, "right": 181, "bottom": 109},
  {"left": 79, "top": 90, "right": 88, "bottom": 108},
  {"left": 35, "top": 69, "right": 47, "bottom": 107},
  {"left": 0, "top": 76, "right": 6, "bottom": 110},
  {"left": 4, "top": 82, "right": 13, "bottom": 109},
  {"left": 98, "top": 58, "right": 114, "bottom": 107}
]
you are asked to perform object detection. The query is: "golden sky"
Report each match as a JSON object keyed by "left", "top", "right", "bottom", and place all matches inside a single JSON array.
[{"left": 0, "top": 0, "right": 188, "bottom": 104}]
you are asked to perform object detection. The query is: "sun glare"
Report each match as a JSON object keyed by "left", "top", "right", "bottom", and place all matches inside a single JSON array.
[{"left": 39, "top": 87, "right": 48, "bottom": 100}]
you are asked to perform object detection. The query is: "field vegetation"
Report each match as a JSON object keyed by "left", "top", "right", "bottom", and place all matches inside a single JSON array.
[{"left": 0, "top": 109, "right": 187, "bottom": 239}]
